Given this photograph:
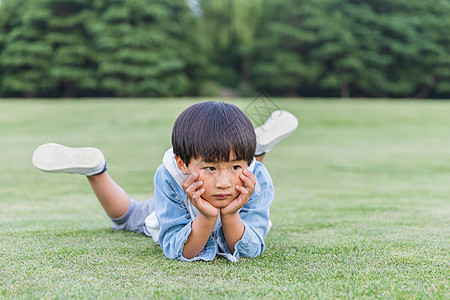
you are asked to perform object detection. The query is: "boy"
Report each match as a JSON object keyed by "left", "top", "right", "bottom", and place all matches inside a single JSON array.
[{"left": 32, "top": 101, "right": 298, "bottom": 262}]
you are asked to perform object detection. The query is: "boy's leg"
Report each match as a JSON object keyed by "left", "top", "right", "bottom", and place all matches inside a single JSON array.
[
  {"left": 87, "top": 172, "right": 130, "bottom": 219},
  {"left": 33, "top": 143, "right": 129, "bottom": 219}
]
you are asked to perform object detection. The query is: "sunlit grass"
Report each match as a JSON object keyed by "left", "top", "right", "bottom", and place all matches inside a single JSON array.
[{"left": 1, "top": 98, "right": 449, "bottom": 298}]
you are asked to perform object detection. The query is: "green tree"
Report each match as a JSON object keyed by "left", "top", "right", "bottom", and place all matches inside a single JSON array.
[
  {"left": 90, "top": 0, "right": 199, "bottom": 97},
  {"left": 407, "top": 0, "right": 450, "bottom": 97},
  {"left": 0, "top": 0, "right": 200, "bottom": 97},
  {"left": 318, "top": 0, "right": 450, "bottom": 98},
  {"left": 44, "top": 0, "right": 98, "bottom": 97},
  {"left": 1, "top": 0, "right": 449, "bottom": 98},
  {"left": 0, "top": 0, "right": 97, "bottom": 97},
  {"left": 251, "top": 0, "right": 324, "bottom": 96},
  {"left": 313, "top": 1, "right": 392, "bottom": 97},
  {"left": 199, "top": 0, "right": 265, "bottom": 95},
  {"left": 251, "top": 0, "right": 450, "bottom": 98},
  {"left": 0, "top": 0, "right": 54, "bottom": 97}
]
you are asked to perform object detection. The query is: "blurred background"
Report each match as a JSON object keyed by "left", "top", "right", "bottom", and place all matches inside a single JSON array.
[{"left": 0, "top": 0, "right": 449, "bottom": 99}]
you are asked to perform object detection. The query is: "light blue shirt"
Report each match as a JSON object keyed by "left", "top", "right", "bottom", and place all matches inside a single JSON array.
[{"left": 146, "top": 148, "right": 274, "bottom": 262}]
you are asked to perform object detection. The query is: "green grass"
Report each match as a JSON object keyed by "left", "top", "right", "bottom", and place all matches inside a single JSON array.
[{"left": 1, "top": 98, "right": 449, "bottom": 299}]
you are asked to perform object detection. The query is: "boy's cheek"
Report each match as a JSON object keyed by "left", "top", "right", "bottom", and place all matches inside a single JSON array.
[{"left": 197, "top": 173, "right": 206, "bottom": 184}]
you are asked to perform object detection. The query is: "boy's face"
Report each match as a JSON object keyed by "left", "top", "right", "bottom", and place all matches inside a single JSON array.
[{"left": 176, "top": 152, "right": 248, "bottom": 208}]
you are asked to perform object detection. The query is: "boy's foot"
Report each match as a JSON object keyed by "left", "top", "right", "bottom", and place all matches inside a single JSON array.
[
  {"left": 254, "top": 110, "right": 298, "bottom": 155},
  {"left": 32, "top": 143, "right": 107, "bottom": 176}
]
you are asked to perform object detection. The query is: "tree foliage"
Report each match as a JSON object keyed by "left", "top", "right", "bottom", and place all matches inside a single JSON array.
[
  {"left": 0, "top": 0, "right": 200, "bottom": 97},
  {"left": 251, "top": 0, "right": 324, "bottom": 96},
  {"left": 0, "top": 0, "right": 54, "bottom": 97},
  {"left": 0, "top": 0, "right": 449, "bottom": 98},
  {"left": 90, "top": 0, "right": 199, "bottom": 97},
  {"left": 200, "top": 0, "right": 450, "bottom": 98},
  {"left": 247, "top": 0, "right": 450, "bottom": 97},
  {"left": 198, "top": 0, "right": 265, "bottom": 94}
]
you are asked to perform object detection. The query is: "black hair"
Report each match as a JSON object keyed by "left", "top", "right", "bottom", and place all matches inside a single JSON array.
[{"left": 172, "top": 101, "right": 256, "bottom": 166}]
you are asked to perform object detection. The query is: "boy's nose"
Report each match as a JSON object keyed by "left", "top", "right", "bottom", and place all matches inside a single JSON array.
[{"left": 215, "top": 172, "right": 232, "bottom": 189}]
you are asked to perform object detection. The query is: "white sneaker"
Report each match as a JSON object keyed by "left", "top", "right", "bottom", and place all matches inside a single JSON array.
[
  {"left": 254, "top": 110, "right": 298, "bottom": 155},
  {"left": 32, "top": 143, "right": 107, "bottom": 176}
]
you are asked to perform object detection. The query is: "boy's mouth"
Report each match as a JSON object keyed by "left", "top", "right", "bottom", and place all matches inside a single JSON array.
[{"left": 213, "top": 193, "right": 231, "bottom": 200}]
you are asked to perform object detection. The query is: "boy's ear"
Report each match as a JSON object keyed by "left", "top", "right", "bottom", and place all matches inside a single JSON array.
[{"left": 175, "top": 155, "right": 189, "bottom": 175}]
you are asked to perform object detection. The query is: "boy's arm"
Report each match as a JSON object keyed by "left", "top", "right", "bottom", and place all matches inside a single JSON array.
[
  {"left": 182, "top": 213, "right": 217, "bottom": 259},
  {"left": 220, "top": 168, "right": 256, "bottom": 252},
  {"left": 217, "top": 163, "right": 274, "bottom": 258},
  {"left": 219, "top": 213, "right": 244, "bottom": 253},
  {"left": 181, "top": 173, "right": 219, "bottom": 259},
  {"left": 155, "top": 166, "right": 217, "bottom": 262}
]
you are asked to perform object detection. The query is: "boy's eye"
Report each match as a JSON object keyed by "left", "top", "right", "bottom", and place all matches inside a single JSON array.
[
  {"left": 232, "top": 165, "right": 242, "bottom": 171},
  {"left": 205, "top": 166, "right": 216, "bottom": 171}
]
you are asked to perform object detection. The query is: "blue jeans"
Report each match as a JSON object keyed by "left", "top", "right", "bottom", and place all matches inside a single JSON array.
[{"left": 110, "top": 198, "right": 154, "bottom": 235}]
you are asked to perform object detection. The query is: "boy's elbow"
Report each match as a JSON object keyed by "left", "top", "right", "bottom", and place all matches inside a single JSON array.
[
  {"left": 238, "top": 242, "right": 265, "bottom": 258},
  {"left": 181, "top": 249, "right": 199, "bottom": 260}
]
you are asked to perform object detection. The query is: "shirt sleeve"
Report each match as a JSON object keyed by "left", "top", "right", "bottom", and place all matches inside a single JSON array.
[
  {"left": 153, "top": 165, "right": 216, "bottom": 261},
  {"left": 216, "top": 162, "right": 274, "bottom": 260}
]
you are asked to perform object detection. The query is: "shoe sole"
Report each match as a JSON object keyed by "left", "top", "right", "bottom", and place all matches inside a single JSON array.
[
  {"left": 255, "top": 110, "right": 298, "bottom": 146},
  {"left": 32, "top": 143, "right": 104, "bottom": 174}
]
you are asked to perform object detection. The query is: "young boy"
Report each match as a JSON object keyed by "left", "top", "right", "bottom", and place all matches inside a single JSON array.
[{"left": 32, "top": 101, "right": 298, "bottom": 262}]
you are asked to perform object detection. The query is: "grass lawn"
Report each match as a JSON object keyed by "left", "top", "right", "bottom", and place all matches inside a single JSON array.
[{"left": 0, "top": 98, "right": 449, "bottom": 298}]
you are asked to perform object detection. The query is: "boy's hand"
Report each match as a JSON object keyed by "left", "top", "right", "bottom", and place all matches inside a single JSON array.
[
  {"left": 181, "top": 173, "right": 219, "bottom": 218},
  {"left": 221, "top": 169, "right": 256, "bottom": 216}
]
